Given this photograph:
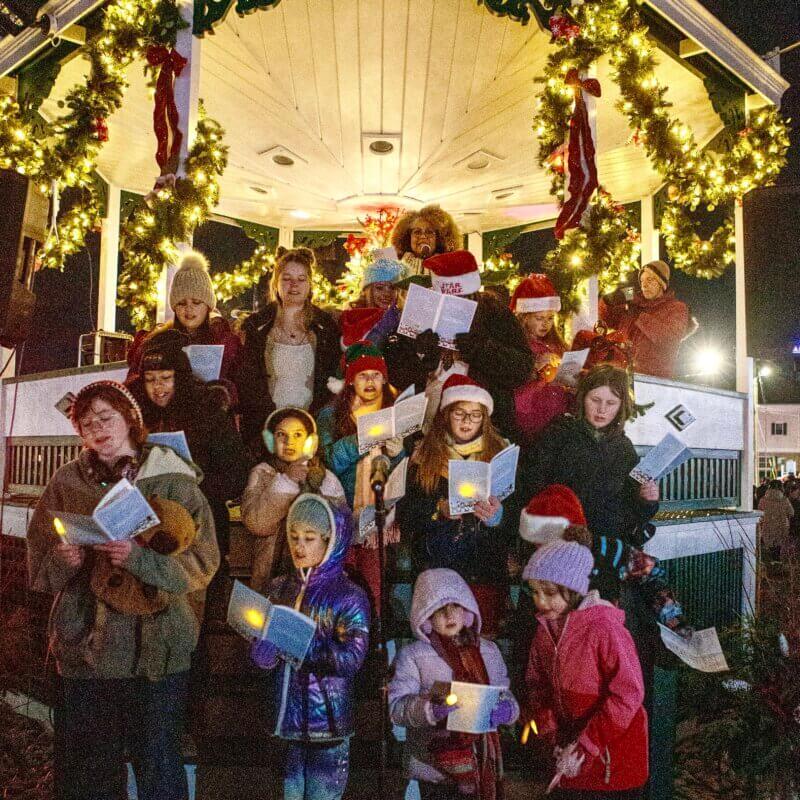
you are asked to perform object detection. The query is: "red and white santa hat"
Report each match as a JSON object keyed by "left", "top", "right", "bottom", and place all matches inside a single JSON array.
[
  {"left": 424, "top": 250, "right": 481, "bottom": 296},
  {"left": 520, "top": 484, "right": 587, "bottom": 544},
  {"left": 440, "top": 374, "right": 493, "bottom": 415},
  {"left": 510, "top": 273, "right": 561, "bottom": 314}
]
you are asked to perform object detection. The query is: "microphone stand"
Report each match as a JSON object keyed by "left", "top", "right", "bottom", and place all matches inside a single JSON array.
[{"left": 371, "top": 476, "right": 390, "bottom": 792}]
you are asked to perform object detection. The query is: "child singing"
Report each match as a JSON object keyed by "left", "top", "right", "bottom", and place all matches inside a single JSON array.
[
  {"left": 250, "top": 494, "right": 370, "bottom": 800},
  {"left": 523, "top": 540, "right": 648, "bottom": 799},
  {"left": 389, "top": 568, "right": 518, "bottom": 799}
]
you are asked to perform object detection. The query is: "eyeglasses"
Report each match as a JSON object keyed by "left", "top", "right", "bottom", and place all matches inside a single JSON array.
[
  {"left": 410, "top": 228, "right": 436, "bottom": 238},
  {"left": 79, "top": 412, "right": 122, "bottom": 433},
  {"left": 450, "top": 409, "right": 485, "bottom": 423}
]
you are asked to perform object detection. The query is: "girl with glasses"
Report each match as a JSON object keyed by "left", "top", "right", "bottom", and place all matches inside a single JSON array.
[{"left": 398, "top": 375, "right": 512, "bottom": 636}]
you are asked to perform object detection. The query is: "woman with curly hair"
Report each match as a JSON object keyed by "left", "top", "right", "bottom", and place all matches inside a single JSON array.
[
  {"left": 390, "top": 204, "right": 461, "bottom": 276},
  {"left": 234, "top": 247, "right": 340, "bottom": 454}
]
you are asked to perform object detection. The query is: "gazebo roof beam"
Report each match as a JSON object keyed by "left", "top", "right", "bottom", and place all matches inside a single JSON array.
[
  {"left": 0, "top": 0, "right": 102, "bottom": 77},
  {"left": 645, "top": 0, "right": 790, "bottom": 106}
]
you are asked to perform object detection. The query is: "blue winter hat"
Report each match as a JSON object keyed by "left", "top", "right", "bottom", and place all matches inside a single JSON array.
[{"left": 362, "top": 257, "right": 404, "bottom": 290}]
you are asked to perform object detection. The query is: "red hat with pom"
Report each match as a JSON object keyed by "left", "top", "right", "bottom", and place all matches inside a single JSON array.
[
  {"left": 424, "top": 250, "right": 481, "bottom": 296},
  {"left": 520, "top": 484, "right": 587, "bottom": 544},
  {"left": 511, "top": 274, "right": 561, "bottom": 314},
  {"left": 339, "top": 307, "right": 385, "bottom": 348},
  {"left": 440, "top": 373, "right": 493, "bottom": 415}
]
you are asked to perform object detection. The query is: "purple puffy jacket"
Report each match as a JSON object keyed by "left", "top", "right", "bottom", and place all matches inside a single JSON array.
[{"left": 264, "top": 500, "right": 370, "bottom": 741}]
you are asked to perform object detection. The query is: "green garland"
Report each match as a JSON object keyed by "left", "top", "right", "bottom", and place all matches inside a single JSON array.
[
  {"left": 118, "top": 113, "right": 229, "bottom": 326},
  {"left": 212, "top": 244, "right": 275, "bottom": 304},
  {"left": 533, "top": 0, "right": 789, "bottom": 281}
]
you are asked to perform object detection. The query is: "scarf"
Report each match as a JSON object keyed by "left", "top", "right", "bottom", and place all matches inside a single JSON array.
[
  {"left": 428, "top": 630, "right": 504, "bottom": 800},
  {"left": 85, "top": 450, "right": 141, "bottom": 487}
]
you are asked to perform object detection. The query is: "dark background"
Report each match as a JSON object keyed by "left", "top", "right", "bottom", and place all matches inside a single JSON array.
[{"left": 13, "top": 1, "right": 800, "bottom": 397}]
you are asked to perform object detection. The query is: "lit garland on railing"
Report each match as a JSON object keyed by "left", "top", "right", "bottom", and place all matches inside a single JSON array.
[
  {"left": 118, "top": 113, "right": 229, "bottom": 326},
  {"left": 212, "top": 244, "right": 275, "bottom": 304},
  {"left": 533, "top": 0, "right": 789, "bottom": 284}
]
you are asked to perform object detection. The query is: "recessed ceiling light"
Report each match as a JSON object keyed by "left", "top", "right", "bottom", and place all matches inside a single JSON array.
[
  {"left": 273, "top": 154, "right": 294, "bottom": 166},
  {"left": 467, "top": 157, "right": 490, "bottom": 170},
  {"left": 369, "top": 140, "right": 394, "bottom": 155}
]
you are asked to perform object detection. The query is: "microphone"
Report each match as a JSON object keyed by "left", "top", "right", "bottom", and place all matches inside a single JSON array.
[
  {"left": 370, "top": 454, "right": 392, "bottom": 492},
  {"left": 419, "top": 243, "right": 432, "bottom": 257}
]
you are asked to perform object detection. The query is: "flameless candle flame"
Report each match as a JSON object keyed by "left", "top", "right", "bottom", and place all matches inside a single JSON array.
[
  {"left": 445, "top": 693, "right": 458, "bottom": 706},
  {"left": 244, "top": 608, "right": 265, "bottom": 629},
  {"left": 368, "top": 424, "right": 385, "bottom": 438},
  {"left": 458, "top": 482, "right": 477, "bottom": 499},
  {"left": 53, "top": 517, "right": 66, "bottom": 537},
  {"left": 521, "top": 719, "right": 539, "bottom": 745}
]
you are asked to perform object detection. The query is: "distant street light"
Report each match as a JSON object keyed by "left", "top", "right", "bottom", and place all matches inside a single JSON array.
[{"left": 758, "top": 364, "right": 773, "bottom": 378}]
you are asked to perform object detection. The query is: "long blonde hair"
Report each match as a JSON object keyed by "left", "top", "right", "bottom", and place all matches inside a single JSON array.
[{"left": 414, "top": 402, "right": 506, "bottom": 494}]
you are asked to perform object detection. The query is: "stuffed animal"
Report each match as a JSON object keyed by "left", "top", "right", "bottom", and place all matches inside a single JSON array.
[{"left": 90, "top": 496, "right": 197, "bottom": 615}]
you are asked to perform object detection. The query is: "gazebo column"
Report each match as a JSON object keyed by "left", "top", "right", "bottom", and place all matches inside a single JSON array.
[
  {"left": 734, "top": 201, "right": 748, "bottom": 393},
  {"left": 97, "top": 183, "right": 120, "bottom": 332},
  {"left": 640, "top": 195, "right": 660, "bottom": 266},
  {"left": 467, "top": 231, "right": 483, "bottom": 264},
  {"left": 156, "top": 0, "right": 201, "bottom": 324},
  {"left": 279, "top": 227, "right": 294, "bottom": 249}
]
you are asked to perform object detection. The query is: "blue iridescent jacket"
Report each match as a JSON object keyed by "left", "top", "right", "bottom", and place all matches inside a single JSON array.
[{"left": 264, "top": 501, "right": 370, "bottom": 741}]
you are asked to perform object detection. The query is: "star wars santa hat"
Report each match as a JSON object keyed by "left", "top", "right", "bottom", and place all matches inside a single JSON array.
[
  {"left": 511, "top": 274, "right": 561, "bottom": 314},
  {"left": 440, "top": 373, "right": 493, "bottom": 415},
  {"left": 424, "top": 250, "right": 481, "bottom": 296},
  {"left": 520, "top": 484, "right": 587, "bottom": 544}
]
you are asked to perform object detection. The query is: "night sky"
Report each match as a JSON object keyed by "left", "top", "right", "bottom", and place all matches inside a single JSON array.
[{"left": 13, "top": 1, "right": 800, "bottom": 394}]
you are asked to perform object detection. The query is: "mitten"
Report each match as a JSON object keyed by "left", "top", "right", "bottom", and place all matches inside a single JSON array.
[
  {"left": 489, "top": 698, "right": 516, "bottom": 727},
  {"left": 454, "top": 331, "right": 479, "bottom": 362},
  {"left": 251, "top": 639, "right": 280, "bottom": 670},
  {"left": 415, "top": 329, "right": 441, "bottom": 369},
  {"left": 304, "top": 463, "right": 326, "bottom": 493},
  {"left": 553, "top": 742, "right": 586, "bottom": 779},
  {"left": 427, "top": 700, "right": 459, "bottom": 725}
]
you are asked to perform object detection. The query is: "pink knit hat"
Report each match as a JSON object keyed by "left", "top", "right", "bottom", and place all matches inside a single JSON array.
[{"left": 522, "top": 540, "right": 594, "bottom": 595}]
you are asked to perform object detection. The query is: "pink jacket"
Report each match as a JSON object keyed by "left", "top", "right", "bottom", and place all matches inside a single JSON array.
[{"left": 524, "top": 592, "right": 648, "bottom": 792}]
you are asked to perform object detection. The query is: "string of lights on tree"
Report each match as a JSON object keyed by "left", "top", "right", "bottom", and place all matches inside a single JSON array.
[{"left": 533, "top": 0, "right": 789, "bottom": 299}]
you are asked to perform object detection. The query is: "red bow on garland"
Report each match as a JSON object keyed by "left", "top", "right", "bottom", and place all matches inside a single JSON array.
[
  {"left": 146, "top": 45, "right": 188, "bottom": 174},
  {"left": 549, "top": 14, "right": 581, "bottom": 42},
  {"left": 345, "top": 233, "right": 369, "bottom": 258},
  {"left": 555, "top": 69, "right": 602, "bottom": 240}
]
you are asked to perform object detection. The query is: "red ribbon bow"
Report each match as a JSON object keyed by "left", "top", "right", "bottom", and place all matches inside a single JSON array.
[
  {"left": 554, "top": 70, "right": 602, "bottom": 240},
  {"left": 146, "top": 45, "right": 188, "bottom": 173},
  {"left": 549, "top": 14, "right": 581, "bottom": 41}
]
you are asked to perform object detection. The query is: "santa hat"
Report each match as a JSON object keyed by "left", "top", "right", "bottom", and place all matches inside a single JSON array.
[
  {"left": 340, "top": 307, "right": 385, "bottom": 348},
  {"left": 440, "top": 374, "right": 493, "bottom": 415},
  {"left": 511, "top": 274, "right": 561, "bottom": 314},
  {"left": 424, "top": 250, "right": 481, "bottom": 296},
  {"left": 520, "top": 484, "right": 587, "bottom": 544},
  {"left": 328, "top": 340, "right": 388, "bottom": 394}
]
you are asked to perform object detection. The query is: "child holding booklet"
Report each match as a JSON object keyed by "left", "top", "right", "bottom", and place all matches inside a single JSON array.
[
  {"left": 398, "top": 375, "right": 511, "bottom": 636},
  {"left": 242, "top": 407, "right": 345, "bottom": 590},
  {"left": 389, "top": 568, "right": 518, "bottom": 799},
  {"left": 523, "top": 539, "right": 648, "bottom": 798},
  {"left": 250, "top": 495, "right": 370, "bottom": 800},
  {"left": 317, "top": 341, "right": 404, "bottom": 612}
]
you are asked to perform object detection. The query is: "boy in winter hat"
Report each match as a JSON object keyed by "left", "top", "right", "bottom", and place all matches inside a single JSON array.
[
  {"left": 523, "top": 540, "right": 649, "bottom": 797},
  {"left": 519, "top": 484, "right": 692, "bottom": 635},
  {"left": 389, "top": 568, "right": 519, "bottom": 799},
  {"left": 250, "top": 495, "right": 370, "bottom": 800}
]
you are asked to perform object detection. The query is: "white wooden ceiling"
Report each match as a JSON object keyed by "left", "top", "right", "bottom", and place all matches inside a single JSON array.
[{"left": 40, "top": 0, "right": 724, "bottom": 232}]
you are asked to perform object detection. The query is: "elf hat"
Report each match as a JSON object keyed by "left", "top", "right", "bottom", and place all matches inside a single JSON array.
[
  {"left": 440, "top": 374, "right": 493, "bottom": 415},
  {"left": 169, "top": 250, "right": 216, "bottom": 311},
  {"left": 340, "top": 307, "right": 385, "bottom": 348},
  {"left": 511, "top": 274, "right": 561, "bottom": 314},
  {"left": 520, "top": 484, "right": 587, "bottom": 544},
  {"left": 327, "top": 340, "right": 389, "bottom": 394},
  {"left": 362, "top": 257, "right": 404, "bottom": 290},
  {"left": 522, "top": 539, "right": 594, "bottom": 595},
  {"left": 424, "top": 250, "right": 481, "bottom": 296}
]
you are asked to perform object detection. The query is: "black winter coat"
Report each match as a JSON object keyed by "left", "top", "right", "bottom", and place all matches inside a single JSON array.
[
  {"left": 129, "top": 377, "right": 251, "bottom": 552},
  {"left": 384, "top": 295, "right": 532, "bottom": 438},
  {"left": 235, "top": 302, "right": 340, "bottom": 452},
  {"left": 397, "top": 465, "right": 511, "bottom": 585},
  {"left": 516, "top": 414, "right": 658, "bottom": 543}
]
